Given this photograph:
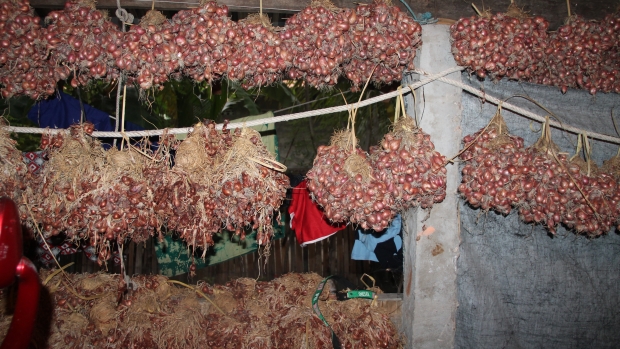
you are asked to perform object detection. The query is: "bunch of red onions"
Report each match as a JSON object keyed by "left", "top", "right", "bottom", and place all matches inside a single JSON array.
[
  {"left": 0, "top": 119, "right": 28, "bottom": 210},
  {"left": 307, "top": 130, "right": 395, "bottom": 231},
  {"left": 155, "top": 122, "right": 227, "bottom": 251},
  {"left": 229, "top": 14, "right": 287, "bottom": 89},
  {"left": 544, "top": 15, "right": 620, "bottom": 94},
  {"left": 450, "top": 8, "right": 548, "bottom": 81},
  {"left": 283, "top": 1, "right": 354, "bottom": 89},
  {"left": 211, "top": 127, "right": 289, "bottom": 244},
  {"left": 119, "top": 10, "right": 180, "bottom": 90},
  {"left": 460, "top": 115, "right": 620, "bottom": 236},
  {"left": 0, "top": 0, "right": 421, "bottom": 96},
  {"left": 343, "top": 0, "right": 422, "bottom": 89},
  {"left": 171, "top": 2, "right": 235, "bottom": 84},
  {"left": 373, "top": 116, "right": 447, "bottom": 211},
  {"left": 458, "top": 113, "right": 525, "bottom": 214},
  {"left": 0, "top": 0, "right": 63, "bottom": 99},
  {"left": 43, "top": 0, "right": 121, "bottom": 87},
  {"left": 31, "top": 123, "right": 105, "bottom": 241},
  {"left": 451, "top": 7, "right": 620, "bottom": 94}
]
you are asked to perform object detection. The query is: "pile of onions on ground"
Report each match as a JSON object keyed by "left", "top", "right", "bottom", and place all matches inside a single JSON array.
[
  {"left": 0, "top": 0, "right": 64, "bottom": 99},
  {"left": 343, "top": 0, "right": 422, "bottom": 90},
  {"left": 171, "top": 1, "right": 236, "bottom": 84},
  {"left": 228, "top": 14, "right": 287, "bottom": 89},
  {"left": 43, "top": 0, "right": 121, "bottom": 88},
  {"left": 283, "top": 0, "right": 354, "bottom": 89},
  {"left": 450, "top": 4, "right": 620, "bottom": 94},
  {"left": 372, "top": 115, "right": 447, "bottom": 212},
  {"left": 601, "top": 148, "right": 620, "bottom": 230},
  {"left": 28, "top": 123, "right": 105, "bottom": 241},
  {"left": 9, "top": 271, "right": 403, "bottom": 349},
  {"left": 0, "top": 119, "right": 28, "bottom": 213},
  {"left": 307, "top": 129, "right": 395, "bottom": 231},
  {"left": 211, "top": 127, "right": 288, "bottom": 244},
  {"left": 458, "top": 111, "right": 525, "bottom": 214}
]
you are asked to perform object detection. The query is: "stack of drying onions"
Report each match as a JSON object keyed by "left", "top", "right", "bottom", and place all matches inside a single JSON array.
[
  {"left": 32, "top": 123, "right": 106, "bottom": 244},
  {"left": 229, "top": 14, "right": 287, "bottom": 89},
  {"left": 458, "top": 111, "right": 525, "bottom": 214},
  {"left": 450, "top": 5, "right": 548, "bottom": 81},
  {"left": 343, "top": 0, "right": 422, "bottom": 89},
  {"left": 171, "top": 2, "right": 235, "bottom": 84},
  {"left": 450, "top": 5, "right": 620, "bottom": 94},
  {"left": 306, "top": 128, "right": 395, "bottom": 231},
  {"left": 44, "top": 0, "right": 121, "bottom": 87},
  {"left": 0, "top": 0, "right": 63, "bottom": 99},
  {"left": 544, "top": 15, "right": 620, "bottom": 94},
  {"left": 157, "top": 121, "right": 287, "bottom": 251},
  {"left": 373, "top": 115, "right": 447, "bottom": 212},
  {"left": 0, "top": 0, "right": 421, "bottom": 97},
  {"left": 0, "top": 120, "right": 28, "bottom": 212},
  {"left": 460, "top": 114, "right": 620, "bottom": 236},
  {"left": 283, "top": 0, "right": 354, "bottom": 89},
  {"left": 212, "top": 127, "right": 288, "bottom": 244},
  {"left": 120, "top": 10, "right": 180, "bottom": 90},
  {"left": 156, "top": 121, "right": 225, "bottom": 251}
]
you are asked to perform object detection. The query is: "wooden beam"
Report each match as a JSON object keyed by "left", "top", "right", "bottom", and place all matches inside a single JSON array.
[{"left": 28, "top": 0, "right": 361, "bottom": 12}]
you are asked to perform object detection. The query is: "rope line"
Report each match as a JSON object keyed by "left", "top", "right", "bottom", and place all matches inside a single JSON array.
[{"left": 6, "top": 66, "right": 620, "bottom": 145}]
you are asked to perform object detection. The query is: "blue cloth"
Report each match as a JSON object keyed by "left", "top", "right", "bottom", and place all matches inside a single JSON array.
[
  {"left": 351, "top": 214, "right": 402, "bottom": 262},
  {"left": 28, "top": 91, "right": 114, "bottom": 131}
]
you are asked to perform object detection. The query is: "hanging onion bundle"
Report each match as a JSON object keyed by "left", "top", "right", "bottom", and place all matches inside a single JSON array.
[
  {"left": 307, "top": 128, "right": 394, "bottom": 231},
  {"left": 0, "top": 119, "right": 28, "bottom": 209},
  {"left": 157, "top": 121, "right": 227, "bottom": 251},
  {"left": 283, "top": 0, "right": 353, "bottom": 89},
  {"left": 32, "top": 123, "right": 105, "bottom": 245},
  {"left": 228, "top": 14, "right": 286, "bottom": 89},
  {"left": 343, "top": 0, "right": 422, "bottom": 89},
  {"left": 373, "top": 113, "right": 447, "bottom": 212},
  {"left": 80, "top": 142, "right": 165, "bottom": 257},
  {"left": 171, "top": 1, "right": 236, "bottom": 84},
  {"left": 44, "top": 0, "right": 121, "bottom": 87},
  {"left": 458, "top": 111, "right": 525, "bottom": 214},
  {"left": 450, "top": 4, "right": 620, "bottom": 94},
  {"left": 120, "top": 10, "right": 179, "bottom": 90},
  {"left": 556, "top": 135, "right": 619, "bottom": 236},
  {"left": 0, "top": 0, "right": 63, "bottom": 99},
  {"left": 450, "top": 5, "right": 548, "bottom": 82},
  {"left": 211, "top": 127, "right": 288, "bottom": 244},
  {"left": 545, "top": 15, "right": 620, "bottom": 94}
]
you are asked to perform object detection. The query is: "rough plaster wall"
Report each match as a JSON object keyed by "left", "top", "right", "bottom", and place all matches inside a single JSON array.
[
  {"left": 456, "top": 75, "right": 620, "bottom": 349},
  {"left": 401, "top": 24, "right": 461, "bottom": 349}
]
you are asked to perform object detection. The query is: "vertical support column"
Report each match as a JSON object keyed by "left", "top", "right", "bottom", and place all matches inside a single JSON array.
[{"left": 401, "top": 24, "right": 462, "bottom": 348}]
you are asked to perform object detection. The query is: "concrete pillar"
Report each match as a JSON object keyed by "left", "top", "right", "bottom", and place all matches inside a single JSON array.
[{"left": 401, "top": 24, "right": 462, "bottom": 348}]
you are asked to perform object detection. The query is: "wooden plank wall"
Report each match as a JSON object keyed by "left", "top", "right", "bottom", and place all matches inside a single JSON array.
[{"left": 54, "top": 225, "right": 395, "bottom": 291}]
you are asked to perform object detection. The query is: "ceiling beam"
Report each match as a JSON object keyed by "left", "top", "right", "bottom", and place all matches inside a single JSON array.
[{"left": 28, "top": 0, "right": 363, "bottom": 12}]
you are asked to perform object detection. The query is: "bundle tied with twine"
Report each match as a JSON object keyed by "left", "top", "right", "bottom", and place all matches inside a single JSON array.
[
  {"left": 161, "top": 122, "right": 226, "bottom": 253},
  {"left": 0, "top": 120, "right": 29, "bottom": 220},
  {"left": 230, "top": 13, "right": 286, "bottom": 89},
  {"left": 458, "top": 104, "right": 526, "bottom": 215},
  {"left": 373, "top": 89, "right": 447, "bottom": 213},
  {"left": 212, "top": 126, "right": 288, "bottom": 245},
  {"left": 29, "top": 124, "right": 106, "bottom": 240}
]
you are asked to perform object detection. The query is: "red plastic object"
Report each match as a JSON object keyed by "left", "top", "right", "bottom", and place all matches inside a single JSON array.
[{"left": 0, "top": 197, "right": 40, "bottom": 349}]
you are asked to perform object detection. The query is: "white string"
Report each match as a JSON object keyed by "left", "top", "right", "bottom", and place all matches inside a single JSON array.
[{"left": 6, "top": 66, "right": 620, "bottom": 145}]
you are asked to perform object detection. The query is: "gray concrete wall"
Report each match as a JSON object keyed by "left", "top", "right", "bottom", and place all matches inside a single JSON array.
[
  {"left": 401, "top": 24, "right": 462, "bottom": 349},
  {"left": 456, "top": 75, "right": 620, "bottom": 349}
]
